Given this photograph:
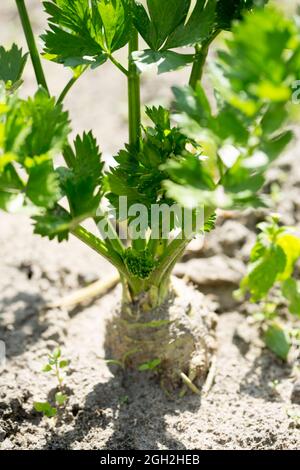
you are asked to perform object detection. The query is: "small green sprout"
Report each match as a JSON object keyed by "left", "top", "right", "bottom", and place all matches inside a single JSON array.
[
  {"left": 34, "top": 348, "right": 69, "bottom": 418},
  {"left": 138, "top": 358, "right": 161, "bottom": 372},
  {"left": 239, "top": 215, "right": 300, "bottom": 360}
]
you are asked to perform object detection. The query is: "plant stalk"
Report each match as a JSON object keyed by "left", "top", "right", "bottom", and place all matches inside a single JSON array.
[
  {"left": 71, "top": 225, "right": 127, "bottom": 277},
  {"left": 189, "top": 43, "right": 209, "bottom": 90},
  {"left": 128, "top": 26, "right": 141, "bottom": 147},
  {"left": 15, "top": 0, "right": 49, "bottom": 93},
  {"left": 56, "top": 65, "right": 88, "bottom": 105},
  {"left": 189, "top": 31, "right": 221, "bottom": 90}
]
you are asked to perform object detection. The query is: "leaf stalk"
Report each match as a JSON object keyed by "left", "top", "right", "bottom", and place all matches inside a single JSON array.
[{"left": 15, "top": 0, "right": 49, "bottom": 93}]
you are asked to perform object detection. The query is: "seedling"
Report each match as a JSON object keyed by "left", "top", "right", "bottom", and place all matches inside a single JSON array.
[
  {"left": 0, "top": 1, "right": 299, "bottom": 387},
  {"left": 238, "top": 216, "right": 300, "bottom": 360},
  {"left": 34, "top": 348, "right": 69, "bottom": 418}
]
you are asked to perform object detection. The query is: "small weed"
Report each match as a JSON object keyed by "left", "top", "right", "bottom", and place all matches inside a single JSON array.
[{"left": 34, "top": 348, "right": 69, "bottom": 418}]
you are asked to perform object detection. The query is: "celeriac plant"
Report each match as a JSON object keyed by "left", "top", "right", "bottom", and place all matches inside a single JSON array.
[{"left": 0, "top": 1, "right": 298, "bottom": 385}]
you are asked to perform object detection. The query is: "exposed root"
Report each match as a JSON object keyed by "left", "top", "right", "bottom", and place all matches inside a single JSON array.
[
  {"left": 105, "top": 277, "right": 217, "bottom": 389},
  {"left": 45, "top": 273, "right": 119, "bottom": 309},
  {"left": 179, "top": 372, "right": 201, "bottom": 395},
  {"left": 202, "top": 355, "right": 217, "bottom": 396}
]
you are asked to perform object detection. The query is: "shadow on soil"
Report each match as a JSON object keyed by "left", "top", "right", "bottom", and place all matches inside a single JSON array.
[
  {"left": 42, "top": 370, "right": 202, "bottom": 450},
  {"left": 0, "top": 292, "right": 49, "bottom": 357}
]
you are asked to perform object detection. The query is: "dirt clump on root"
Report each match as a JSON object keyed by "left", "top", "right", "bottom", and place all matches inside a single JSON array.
[{"left": 105, "top": 277, "right": 217, "bottom": 389}]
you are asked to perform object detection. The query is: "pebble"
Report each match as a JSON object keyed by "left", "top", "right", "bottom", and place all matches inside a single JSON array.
[{"left": 291, "top": 381, "right": 300, "bottom": 404}]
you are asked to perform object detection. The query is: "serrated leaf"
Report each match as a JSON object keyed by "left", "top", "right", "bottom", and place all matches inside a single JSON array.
[
  {"left": 134, "top": 0, "right": 191, "bottom": 51},
  {"left": 264, "top": 323, "right": 290, "bottom": 361},
  {"left": 42, "top": 0, "right": 130, "bottom": 67},
  {"left": 204, "top": 213, "right": 217, "bottom": 233},
  {"left": 20, "top": 88, "right": 70, "bottom": 158},
  {"left": 33, "top": 207, "right": 72, "bottom": 242},
  {"left": 133, "top": 50, "right": 193, "bottom": 75},
  {"left": 0, "top": 164, "right": 24, "bottom": 211},
  {"left": 0, "top": 44, "right": 28, "bottom": 86},
  {"left": 164, "top": 0, "right": 217, "bottom": 50},
  {"left": 96, "top": 0, "right": 131, "bottom": 53},
  {"left": 26, "top": 159, "right": 61, "bottom": 208},
  {"left": 59, "top": 131, "right": 104, "bottom": 218},
  {"left": 42, "top": 0, "right": 105, "bottom": 66}
]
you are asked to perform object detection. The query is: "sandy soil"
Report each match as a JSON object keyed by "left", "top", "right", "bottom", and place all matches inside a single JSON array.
[{"left": 0, "top": 0, "right": 300, "bottom": 451}]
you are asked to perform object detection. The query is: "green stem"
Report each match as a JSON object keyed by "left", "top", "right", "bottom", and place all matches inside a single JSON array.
[
  {"left": 189, "top": 31, "right": 221, "bottom": 90},
  {"left": 152, "top": 206, "right": 217, "bottom": 286},
  {"left": 94, "top": 211, "right": 125, "bottom": 256},
  {"left": 57, "top": 76, "right": 78, "bottom": 105},
  {"left": 151, "top": 235, "right": 189, "bottom": 287},
  {"left": 109, "top": 55, "right": 128, "bottom": 76},
  {"left": 128, "top": 26, "right": 141, "bottom": 147},
  {"left": 15, "top": 0, "right": 49, "bottom": 93},
  {"left": 189, "top": 43, "right": 209, "bottom": 90},
  {"left": 56, "top": 65, "right": 88, "bottom": 105},
  {"left": 71, "top": 225, "right": 127, "bottom": 276}
]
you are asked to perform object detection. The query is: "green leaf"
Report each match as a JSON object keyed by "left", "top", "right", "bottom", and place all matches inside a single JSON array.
[
  {"left": 247, "top": 245, "right": 286, "bottom": 301},
  {"left": 26, "top": 159, "right": 61, "bottom": 209},
  {"left": 0, "top": 44, "right": 28, "bottom": 86},
  {"left": 204, "top": 213, "right": 217, "bottom": 233},
  {"left": 134, "top": 0, "right": 218, "bottom": 52},
  {"left": 277, "top": 234, "right": 300, "bottom": 280},
  {"left": 261, "top": 131, "right": 293, "bottom": 162},
  {"left": 58, "top": 131, "right": 104, "bottom": 218},
  {"left": 133, "top": 50, "right": 193, "bottom": 75},
  {"left": 34, "top": 402, "right": 57, "bottom": 418},
  {"left": 217, "top": 7, "right": 297, "bottom": 100},
  {"left": 138, "top": 358, "right": 161, "bottom": 371},
  {"left": 33, "top": 207, "right": 72, "bottom": 242},
  {"left": 20, "top": 88, "right": 70, "bottom": 158},
  {"left": 134, "top": 0, "right": 191, "bottom": 50},
  {"left": 164, "top": 0, "right": 217, "bottom": 50},
  {"left": 42, "top": 0, "right": 105, "bottom": 67},
  {"left": 42, "top": 364, "right": 52, "bottom": 372},
  {"left": 264, "top": 323, "right": 290, "bottom": 361},
  {"left": 96, "top": 0, "right": 131, "bottom": 53},
  {"left": 52, "top": 348, "right": 61, "bottom": 359},
  {"left": 55, "top": 392, "right": 68, "bottom": 406},
  {"left": 59, "top": 360, "right": 69, "bottom": 368},
  {"left": 42, "top": 0, "right": 130, "bottom": 66},
  {"left": 0, "top": 164, "right": 24, "bottom": 211},
  {"left": 173, "top": 84, "right": 213, "bottom": 128},
  {"left": 215, "top": 0, "right": 268, "bottom": 30},
  {"left": 282, "top": 278, "right": 300, "bottom": 317}
]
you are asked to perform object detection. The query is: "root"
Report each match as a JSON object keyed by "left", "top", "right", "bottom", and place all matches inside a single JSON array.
[
  {"left": 179, "top": 372, "right": 201, "bottom": 395},
  {"left": 45, "top": 273, "right": 119, "bottom": 309},
  {"left": 202, "top": 355, "right": 217, "bottom": 396},
  {"left": 105, "top": 278, "right": 217, "bottom": 389}
]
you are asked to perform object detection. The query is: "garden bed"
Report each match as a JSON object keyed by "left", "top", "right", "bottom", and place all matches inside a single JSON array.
[
  {"left": 1, "top": 174, "right": 300, "bottom": 450},
  {"left": 1, "top": 0, "right": 300, "bottom": 451}
]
